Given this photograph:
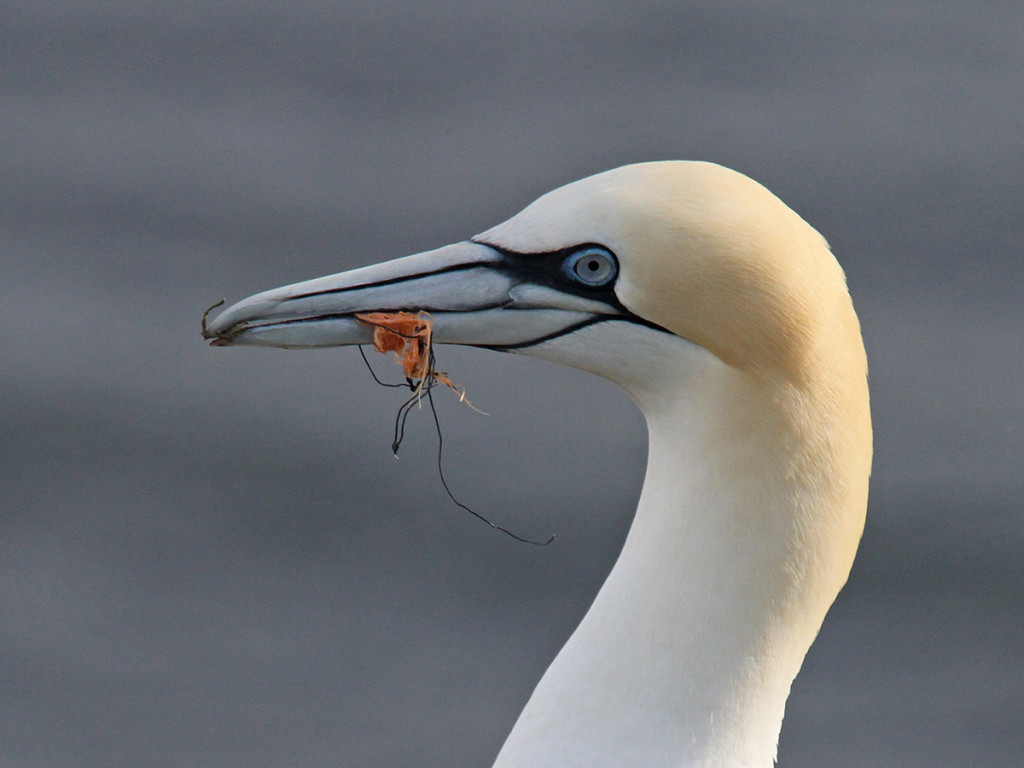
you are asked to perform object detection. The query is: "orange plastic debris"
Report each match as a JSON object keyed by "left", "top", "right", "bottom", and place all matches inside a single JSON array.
[
  {"left": 355, "top": 311, "right": 484, "bottom": 412},
  {"left": 356, "top": 311, "right": 432, "bottom": 380}
]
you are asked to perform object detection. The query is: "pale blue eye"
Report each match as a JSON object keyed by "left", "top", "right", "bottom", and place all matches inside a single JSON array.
[{"left": 564, "top": 247, "right": 617, "bottom": 287}]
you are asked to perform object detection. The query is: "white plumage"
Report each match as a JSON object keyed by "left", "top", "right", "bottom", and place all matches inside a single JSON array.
[{"left": 206, "top": 161, "right": 872, "bottom": 767}]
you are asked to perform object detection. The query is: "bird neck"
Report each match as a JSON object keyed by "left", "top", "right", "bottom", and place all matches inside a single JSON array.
[{"left": 493, "top": 348, "right": 866, "bottom": 768}]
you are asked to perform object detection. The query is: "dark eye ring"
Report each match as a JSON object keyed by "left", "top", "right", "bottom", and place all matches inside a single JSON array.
[{"left": 563, "top": 247, "right": 617, "bottom": 287}]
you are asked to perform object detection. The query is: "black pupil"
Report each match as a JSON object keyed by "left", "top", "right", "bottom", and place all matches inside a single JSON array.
[{"left": 569, "top": 250, "right": 613, "bottom": 285}]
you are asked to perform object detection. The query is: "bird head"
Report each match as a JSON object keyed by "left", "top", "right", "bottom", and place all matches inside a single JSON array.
[{"left": 204, "top": 161, "right": 859, "bottom": 395}]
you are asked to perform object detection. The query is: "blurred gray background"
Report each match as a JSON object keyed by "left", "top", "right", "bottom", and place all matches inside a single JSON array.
[{"left": 2, "top": 2, "right": 1022, "bottom": 766}]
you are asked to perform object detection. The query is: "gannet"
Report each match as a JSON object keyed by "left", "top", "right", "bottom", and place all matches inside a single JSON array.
[{"left": 204, "top": 161, "right": 872, "bottom": 768}]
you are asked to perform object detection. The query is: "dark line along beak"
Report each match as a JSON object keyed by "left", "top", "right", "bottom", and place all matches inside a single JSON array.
[{"left": 202, "top": 240, "right": 625, "bottom": 350}]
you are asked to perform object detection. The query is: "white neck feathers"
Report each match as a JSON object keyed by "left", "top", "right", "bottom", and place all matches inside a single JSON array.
[{"left": 495, "top": 326, "right": 870, "bottom": 768}]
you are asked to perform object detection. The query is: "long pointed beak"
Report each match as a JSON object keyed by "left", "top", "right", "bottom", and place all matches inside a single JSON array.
[{"left": 202, "top": 241, "right": 619, "bottom": 350}]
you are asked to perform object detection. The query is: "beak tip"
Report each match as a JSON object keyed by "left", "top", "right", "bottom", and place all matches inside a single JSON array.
[
  {"left": 202, "top": 314, "right": 251, "bottom": 345},
  {"left": 201, "top": 296, "right": 280, "bottom": 346},
  {"left": 201, "top": 298, "right": 230, "bottom": 341}
]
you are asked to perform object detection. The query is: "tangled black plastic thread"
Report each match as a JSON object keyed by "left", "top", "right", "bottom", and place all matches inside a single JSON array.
[{"left": 357, "top": 342, "right": 554, "bottom": 546}]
